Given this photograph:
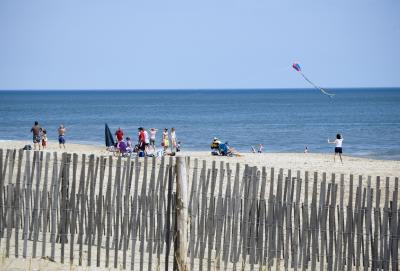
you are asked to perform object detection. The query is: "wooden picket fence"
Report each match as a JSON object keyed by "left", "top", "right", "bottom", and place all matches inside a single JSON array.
[{"left": 0, "top": 148, "right": 399, "bottom": 270}]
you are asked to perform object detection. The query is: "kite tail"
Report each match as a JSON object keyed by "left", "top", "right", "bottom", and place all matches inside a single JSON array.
[{"left": 300, "top": 72, "right": 335, "bottom": 98}]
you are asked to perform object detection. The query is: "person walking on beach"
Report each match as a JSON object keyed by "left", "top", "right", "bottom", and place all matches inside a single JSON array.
[
  {"left": 162, "top": 128, "right": 169, "bottom": 152},
  {"left": 328, "top": 134, "right": 343, "bottom": 163},
  {"left": 58, "top": 124, "right": 66, "bottom": 149},
  {"left": 115, "top": 127, "right": 124, "bottom": 143},
  {"left": 149, "top": 128, "right": 157, "bottom": 151},
  {"left": 170, "top": 127, "right": 177, "bottom": 153},
  {"left": 30, "top": 121, "right": 42, "bottom": 150}
]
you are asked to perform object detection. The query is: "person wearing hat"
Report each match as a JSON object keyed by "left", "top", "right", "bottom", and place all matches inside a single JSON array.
[{"left": 210, "top": 137, "right": 221, "bottom": 155}]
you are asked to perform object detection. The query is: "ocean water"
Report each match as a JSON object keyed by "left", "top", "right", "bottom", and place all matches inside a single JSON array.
[{"left": 0, "top": 88, "right": 399, "bottom": 160}]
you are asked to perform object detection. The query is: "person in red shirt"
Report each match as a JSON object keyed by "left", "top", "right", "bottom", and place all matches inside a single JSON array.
[
  {"left": 138, "top": 127, "right": 146, "bottom": 151},
  {"left": 115, "top": 127, "right": 124, "bottom": 142}
]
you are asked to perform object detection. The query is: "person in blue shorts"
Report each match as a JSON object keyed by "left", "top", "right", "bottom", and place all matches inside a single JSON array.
[{"left": 58, "top": 124, "right": 66, "bottom": 149}]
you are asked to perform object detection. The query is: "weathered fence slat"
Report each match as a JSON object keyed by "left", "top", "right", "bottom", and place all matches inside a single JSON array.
[
  {"left": 189, "top": 158, "right": 199, "bottom": 270},
  {"left": 147, "top": 156, "right": 156, "bottom": 271},
  {"left": 23, "top": 151, "right": 34, "bottom": 258},
  {"left": 6, "top": 150, "right": 16, "bottom": 257},
  {"left": 139, "top": 157, "right": 148, "bottom": 271},
  {"left": 78, "top": 154, "right": 87, "bottom": 266},
  {"left": 122, "top": 158, "right": 133, "bottom": 269},
  {"left": 130, "top": 157, "right": 141, "bottom": 271},
  {"left": 87, "top": 155, "right": 96, "bottom": 266},
  {"left": 32, "top": 151, "right": 43, "bottom": 258},
  {"left": 310, "top": 172, "right": 318, "bottom": 271},
  {"left": 68, "top": 153, "right": 78, "bottom": 263},
  {"left": 14, "top": 150, "right": 24, "bottom": 258}
]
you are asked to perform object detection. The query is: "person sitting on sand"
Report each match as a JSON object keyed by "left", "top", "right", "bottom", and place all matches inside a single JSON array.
[
  {"left": 58, "top": 124, "right": 66, "bottom": 149},
  {"left": 125, "top": 137, "right": 133, "bottom": 152},
  {"left": 31, "top": 121, "right": 42, "bottom": 150},
  {"left": 211, "top": 137, "right": 221, "bottom": 155},
  {"left": 328, "top": 134, "right": 343, "bottom": 163}
]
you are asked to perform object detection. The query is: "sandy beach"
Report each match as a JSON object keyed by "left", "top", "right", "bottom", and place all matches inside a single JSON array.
[{"left": 1, "top": 140, "right": 399, "bottom": 179}]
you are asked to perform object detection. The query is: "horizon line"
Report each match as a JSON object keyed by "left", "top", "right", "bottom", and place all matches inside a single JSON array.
[{"left": 1, "top": 87, "right": 400, "bottom": 92}]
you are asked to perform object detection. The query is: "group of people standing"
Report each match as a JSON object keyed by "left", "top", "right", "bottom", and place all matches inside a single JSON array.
[
  {"left": 115, "top": 127, "right": 180, "bottom": 155},
  {"left": 30, "top": 121, "right": 66, "bottom": 150}
]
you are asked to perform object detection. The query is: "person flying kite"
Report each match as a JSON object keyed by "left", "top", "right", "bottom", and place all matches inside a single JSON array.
[{"left": 292, "top": 63, "right": 335, "bottom": 98}]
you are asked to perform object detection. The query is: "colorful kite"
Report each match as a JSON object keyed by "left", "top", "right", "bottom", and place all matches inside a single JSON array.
[{"left": 292, "top": 63, "right": 335, "bottom": 98}]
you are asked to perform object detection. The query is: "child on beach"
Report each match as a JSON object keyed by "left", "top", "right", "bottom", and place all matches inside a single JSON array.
[
  {"left": 58, "top": 124, "right": 66, "bottom": 149},
  {"left": 170, "top": 127, "right": 177, "bottom": 153},
  {"left": 251, "top": 144, "right": 264, "bottom": 153},
  {"left": 41, "top": 129, "right": 48, "bottom": 149},
  {"left": 328, "top": 134, "right": 343, "bottom": 163}
]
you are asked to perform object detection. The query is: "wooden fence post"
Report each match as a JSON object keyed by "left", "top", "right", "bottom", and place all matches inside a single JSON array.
[{"left": 175, "top": 157, "right": 189, "bottom": 271}]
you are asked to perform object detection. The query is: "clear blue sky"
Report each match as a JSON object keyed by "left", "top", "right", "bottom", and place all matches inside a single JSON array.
[{"left": 0, "top": 0, "right": 399, "bottom": 90}]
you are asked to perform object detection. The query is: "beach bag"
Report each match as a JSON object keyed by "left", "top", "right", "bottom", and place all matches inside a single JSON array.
[{"left": 23, "top": 145, "right": 32, "bottom": 150}]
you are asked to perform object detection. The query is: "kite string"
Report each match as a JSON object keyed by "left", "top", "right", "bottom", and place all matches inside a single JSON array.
[{"left": 300, "top": 72, "right": 335, "bottom": 97}]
